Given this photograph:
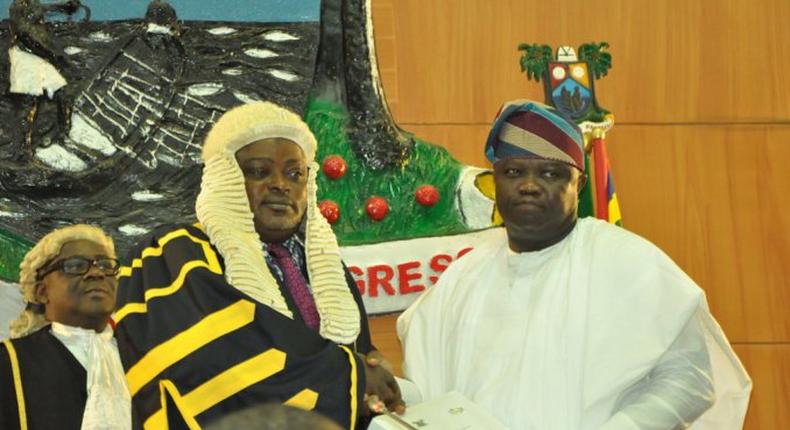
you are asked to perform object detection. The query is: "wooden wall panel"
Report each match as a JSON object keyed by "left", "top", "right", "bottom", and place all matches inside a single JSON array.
[
  {"left": 369, "top": 314, "right": 403, "bottom": 377},
  {"left": 607, "top": 125, "right": 790, "bottom": 343},
  {"left": 372, "top": 0, "right": 790, "bottom": 124},
  {"left": 735, "top": 344, "right": 790, "bottom": 429}
]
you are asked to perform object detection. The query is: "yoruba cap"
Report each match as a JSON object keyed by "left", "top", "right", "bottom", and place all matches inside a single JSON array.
[{"left": 485, "top": 99, "right": 585, "bottom": 171}]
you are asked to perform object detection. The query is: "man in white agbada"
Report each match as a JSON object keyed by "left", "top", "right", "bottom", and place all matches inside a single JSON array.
[
  {"left": 397, "top": 100, "right": 752, "bottom": 429},
  {"left": 0, "top": 224, "right": 131, "bottom": 430}
]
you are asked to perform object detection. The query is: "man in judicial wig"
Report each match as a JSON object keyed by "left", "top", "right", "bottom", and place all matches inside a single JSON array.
[
  {"left": 1, "top": 224, "right": 131, "bottom": 430},
  {"left": 114, "top": 102, "right": 403, "bottom": 428}
]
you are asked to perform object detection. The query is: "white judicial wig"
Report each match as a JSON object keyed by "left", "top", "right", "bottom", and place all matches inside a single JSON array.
[
  {"left": 10, "top": 224, "right": 115, "bottom": 339},
  {"left": 195, "top": 101, "right": 360, "bottom": 344}
]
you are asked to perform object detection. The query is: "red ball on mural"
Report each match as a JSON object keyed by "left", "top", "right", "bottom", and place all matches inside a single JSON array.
[
  {"left": 319, "top": 200, "right": 340, "bottom": 224},
  {"left": 366, "top": 196, "right": 389, "bottom": 221},
  {"left": 322, "top": 155, "right": 347, "bottom": 179},
  {"left": 415, "top": 184, "right": 440, "bottom": 207}
]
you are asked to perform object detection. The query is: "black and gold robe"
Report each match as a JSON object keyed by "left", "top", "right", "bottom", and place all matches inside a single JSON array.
[
  {"left": 114, "top": 224, "right": 368, "bottom": 429},
  {"left": 0, "top": 327, "right": 88, "bottom": 430}
]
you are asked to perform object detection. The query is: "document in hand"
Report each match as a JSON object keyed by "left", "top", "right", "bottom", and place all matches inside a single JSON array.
[{"left": 368, "top": 391, "right": 508, "bottom": 430}]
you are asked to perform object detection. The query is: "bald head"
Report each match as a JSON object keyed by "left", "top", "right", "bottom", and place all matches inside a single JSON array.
[{"left": 205, "top": 404, "right": 342, "bottom": 430}]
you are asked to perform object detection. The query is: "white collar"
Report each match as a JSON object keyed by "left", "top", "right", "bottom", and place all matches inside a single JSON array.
[{"left": 51, "top": 322, "right": 113, "bottom": 339}]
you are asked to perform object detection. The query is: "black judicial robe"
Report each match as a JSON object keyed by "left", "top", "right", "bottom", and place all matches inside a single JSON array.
[
  {"left": 114, "top": 224, "right": 368, "bottom": 429},
  {"left": 0, "top": 327, "right": 87, "bottom": 430}
]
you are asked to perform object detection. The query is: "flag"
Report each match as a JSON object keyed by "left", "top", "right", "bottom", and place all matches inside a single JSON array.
[{"left": 587, "top": 136, "right": 622, "bottom": 225}]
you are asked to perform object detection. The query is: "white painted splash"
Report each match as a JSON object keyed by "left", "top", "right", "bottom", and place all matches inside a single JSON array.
[
  {"left": 156, "top": 153, "right": 181, "bottom": 167},
  {"left": 64, "top": 46, "right": 83, "bottom": 55},
  {"left": 187, "top": 83, "right": 224, "bottom": 97},
  {"left": 267, "top": 69, "right": 299, "bottom": 82},
  {"left": 232, "top": 91, "right": 261, "bottom": 104},
  {"left": 118, "top": 224, "right": 149, "bottom": 236},
  {"left": 69, "top": 114, "right": 117, "bottom": 156},
  {"left": 146, "top": 23, "right": 173, "bottom": 35},
  {"left": 244, "top": 48, "right": 278, "bottom": 59},
  {"left": 0, "top": 211, "right": 23, "bottom": 219},
  {"left": 8, "top": 46, "right": 66, "bottom": 99},
  {"left": 88, "top": 31, "right": 114, "bottom": 42},
  {"left": 207, "top": 27, "right": 237, "bottom": 35},
  {"left": 456, "top": 166, "right": 496, "bottom": 230},
  {"left": 131, "top": 191, "right": 165, "bottom": 202},
  {"left": 35, "top": 144, "right": 87, "bottom": 172},
  {"left": 221, "top": 68, "right": 243, "bottom": 76},
  {"left": 262, "top": 31, "right": 298, "bottom": 42}
]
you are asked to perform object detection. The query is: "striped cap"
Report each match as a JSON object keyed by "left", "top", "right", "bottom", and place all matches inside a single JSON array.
[{"left": 485, "top": 99, "right": 585, "bottom": 171}]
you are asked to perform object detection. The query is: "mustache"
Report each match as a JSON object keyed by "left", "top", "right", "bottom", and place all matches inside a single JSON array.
[
  {"left": 513, "top": 198, "right": 544, "bottom": 207},
  {"left": 77, "top": 278, "right": 117, "bottom": 293},
  {"left": 260, "top": 198, "right": 295, "bottom": 206}
]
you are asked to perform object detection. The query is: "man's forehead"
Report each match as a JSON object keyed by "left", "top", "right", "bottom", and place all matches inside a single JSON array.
[
  {"left": 58, "top": 239, "right": 111, "bottom": 256},
  {"left": 236, "top": 138, "right": 306, "bottom": 159},
  {"left": 240, "top": 156, "right": 306, "bottom": 165},
  {"left": 495, "top": 156, "right": 573, "bottom": 169}
]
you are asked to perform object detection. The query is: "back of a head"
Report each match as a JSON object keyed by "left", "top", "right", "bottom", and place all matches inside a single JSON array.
[{"left": 205, "top": 403, "right": 342, "bottom": 430}]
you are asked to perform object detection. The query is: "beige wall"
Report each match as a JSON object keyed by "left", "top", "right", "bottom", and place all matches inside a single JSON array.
[{"left": 367, "top": 0, "right": 790, "bottom": 428}]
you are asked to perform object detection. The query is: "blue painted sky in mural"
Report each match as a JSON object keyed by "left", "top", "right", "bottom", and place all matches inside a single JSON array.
[{"left": 0, "top": 0, "right": 320, "bottom": 22}]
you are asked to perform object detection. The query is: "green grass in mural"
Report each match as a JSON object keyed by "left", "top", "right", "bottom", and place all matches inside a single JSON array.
[
  {"left": 307, "top": 98, "right": 473, "bottom": 246},
  {"left": 0, "top": 227, "right": 32, "bottom": 282}
]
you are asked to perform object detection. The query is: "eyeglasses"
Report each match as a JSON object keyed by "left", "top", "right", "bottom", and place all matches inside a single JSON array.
[{"left": 37, "top": 257, "right": 120, "bottom": 279}]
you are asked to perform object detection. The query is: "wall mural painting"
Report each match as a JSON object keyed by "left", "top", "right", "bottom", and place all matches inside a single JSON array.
[{"left": 0, "top": 0, "right": 496, "bottom": 317}]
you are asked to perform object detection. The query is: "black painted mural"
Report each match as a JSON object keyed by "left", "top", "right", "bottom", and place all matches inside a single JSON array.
[{"left": 0, "top": 0, "right": 480, "bottom": 281}]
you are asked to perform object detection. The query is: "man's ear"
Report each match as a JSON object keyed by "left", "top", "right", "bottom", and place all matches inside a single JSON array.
[
  {"left": 34, "top": 281, "right": 49, "bottom": 305},
  {"left": 577, "top": 173, "right": 588, "bottom": 193}
]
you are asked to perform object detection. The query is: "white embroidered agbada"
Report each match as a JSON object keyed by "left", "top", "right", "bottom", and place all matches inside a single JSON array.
[{"left": 398, "top": 218, "right": 751, "bottom": 429}]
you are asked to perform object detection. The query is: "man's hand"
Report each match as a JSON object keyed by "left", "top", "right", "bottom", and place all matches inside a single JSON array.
[{"left": 360, "top": 350, "right": 405, "bottom": 416}]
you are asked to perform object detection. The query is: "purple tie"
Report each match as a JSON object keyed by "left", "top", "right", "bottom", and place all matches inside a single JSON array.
[{"left": 267, "top": 243, "right": 321, "bottom": 331}]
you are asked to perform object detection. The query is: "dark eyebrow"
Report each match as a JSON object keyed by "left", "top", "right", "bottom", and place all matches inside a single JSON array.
[
  {"left": 537, "top": 159, "right": 569, "bottom": 168},
  {"left": 60, "top": 254, "right": 112, "bottom": 260},
  {"left": 241, "top": 157, "right": 274, "bottom": 163},
  {"left": 240, "top": 158, "right": 305, "bottom": 165}
]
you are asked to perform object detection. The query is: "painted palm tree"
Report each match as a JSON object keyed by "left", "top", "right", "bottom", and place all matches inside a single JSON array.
[
  {"left": 578, "top": 42, "right": 612, "bottom": 79},
  {"left": 518, "top": 43, "right": 552, "bottom": 82}
]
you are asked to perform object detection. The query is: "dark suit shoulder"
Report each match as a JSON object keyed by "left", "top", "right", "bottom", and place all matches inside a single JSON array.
[
  {"left": 4, "top": 327, "right": 54, "bottom": 351},
  {"left": 0, "top": 337, "right": 21, "bottom": 430}
]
